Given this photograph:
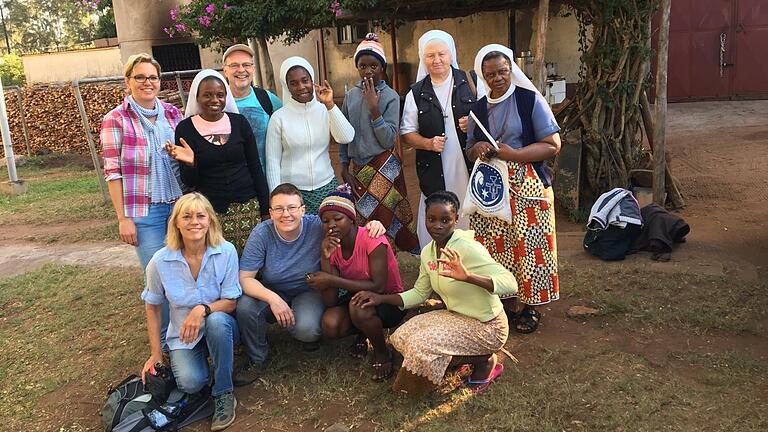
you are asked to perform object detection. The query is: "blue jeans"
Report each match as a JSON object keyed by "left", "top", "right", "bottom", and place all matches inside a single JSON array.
[
  {"left": 169, "top": 312, "right": 239, "bottom": 397},
  {"left": 236, "top": 290, "right": 325, "bottom": 364},
  {"left": 133, "top": 202, "right": 174, "bottom": 350}
]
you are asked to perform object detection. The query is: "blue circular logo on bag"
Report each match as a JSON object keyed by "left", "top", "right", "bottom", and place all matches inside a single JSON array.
[{"left": 470, "top": 163, "right": 505, "bottom": 208}]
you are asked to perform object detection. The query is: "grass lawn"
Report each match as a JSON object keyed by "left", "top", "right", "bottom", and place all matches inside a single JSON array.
[
  {"left": 0, "top": 154, "right": 116, "bottom": 241},
  {"left": 2, "top": 262, "right": 766, "bottom": 431}
]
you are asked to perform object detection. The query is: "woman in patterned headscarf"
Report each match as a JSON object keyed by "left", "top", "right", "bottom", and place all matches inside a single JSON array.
[{"left": 465, "top": 44, "right": 561, "bottom": 334}]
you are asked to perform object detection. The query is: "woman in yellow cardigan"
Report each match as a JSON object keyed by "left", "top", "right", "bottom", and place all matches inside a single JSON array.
[{"left": 352, "top": 190, "right": 517, "bottom": 394}]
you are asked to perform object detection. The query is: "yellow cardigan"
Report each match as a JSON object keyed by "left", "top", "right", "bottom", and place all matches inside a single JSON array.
[{"left": 400, "top": 230, "right": 518, "bottom": 322}]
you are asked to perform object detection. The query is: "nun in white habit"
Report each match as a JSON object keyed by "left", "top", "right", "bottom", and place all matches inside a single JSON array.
[
  {"left": 465, "top": 44, "right": 562, "bottom": 334},
  {"left": 400, "top": 30, "right": 476, "bottom": 249},
  {"left": 264, "top": 56, "right": 356, "bottom": 214},
  {"left": 167, "top": 69, "right": 271, "bottom": 254}
]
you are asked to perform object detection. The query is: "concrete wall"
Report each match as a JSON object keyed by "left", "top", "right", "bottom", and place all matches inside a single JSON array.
[
  {"left": 515, "top": 5, "right": 581, "bottom": 83},
  {"left": 22, "top": 47, "right": 123, "bottom": 84}
]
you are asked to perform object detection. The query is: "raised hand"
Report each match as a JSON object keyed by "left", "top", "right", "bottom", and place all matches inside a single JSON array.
[
  {"left": 321, "top": 230, "right": 341, "bottom": 259},
  {"left": 165, "top": 138, "right": 195, "bottom": 166},
  {"left": 362, "top": 77, "right": 381, "bottom": 118},
  {"left": 315, "top": 79, "right": 335, "bottom": 109},
  {"left": 437, "top": 247, "right": 469, "bottom": 281}
]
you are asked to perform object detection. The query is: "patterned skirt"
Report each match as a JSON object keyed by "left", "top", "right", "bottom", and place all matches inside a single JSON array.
[
  {"left": 390, "top": 310, "right": 509, "bottom": 385},
  {"left": 470, "top": 161, "right": 559, "bottom": 306},
  {"left": 300, "top": 178, "right": 339, "bottom": 215},
  {"left": 351, "top": 150, "right": 419, "bottom": 253},
  {"left": 218, "top": 198, "right": 262, "bottom": 256}
]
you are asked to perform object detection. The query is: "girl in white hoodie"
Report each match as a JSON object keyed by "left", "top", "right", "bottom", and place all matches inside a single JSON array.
[{"left": 265, "top": 57, "right": 355, "bottom": 214}]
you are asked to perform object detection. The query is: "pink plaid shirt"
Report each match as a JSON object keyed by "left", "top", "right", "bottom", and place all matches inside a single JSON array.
[{"left": 101, "top": 97, "right": 183, "bottom": 218}]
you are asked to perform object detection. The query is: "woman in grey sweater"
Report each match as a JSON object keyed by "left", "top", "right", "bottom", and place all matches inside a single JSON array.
[{"left": 340, "top": 33, "right": 419, "bottom": 253}]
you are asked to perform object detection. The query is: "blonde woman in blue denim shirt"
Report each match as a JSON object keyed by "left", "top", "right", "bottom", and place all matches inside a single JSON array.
[{"left": 140, "top": 193, "right": 241, "bottom": 431}]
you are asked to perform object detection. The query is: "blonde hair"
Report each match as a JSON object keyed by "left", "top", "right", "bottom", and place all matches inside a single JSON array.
[
  {"left": 123, "top": 53, "right": 162, "bottom": 78},
  {"left": 166, "top": 193, "right": 224, "bottom": 250}
]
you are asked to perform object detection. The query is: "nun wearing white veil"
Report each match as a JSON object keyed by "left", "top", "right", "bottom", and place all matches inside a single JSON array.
[
  {"left": 168, "top": 69, "right": 270, "bottom": 254},
  {"left": 264, "top": 56, "right": 356, "bottom": 214},
  {"left": 400, "top": 30, "right": 476, "bottom": 250},
  {"left": 465, "top": 44, "right": 562, "bottom": 334}
]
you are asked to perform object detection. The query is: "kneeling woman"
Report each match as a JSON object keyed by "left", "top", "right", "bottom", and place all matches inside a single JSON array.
[
  {"left": 141, "top": 193, "right": 241, "bottom": 431},
  {"left": 352, "top": 191, "right": 517, "bottom": 394},
  {"left": 307, "top": 185, "right": 406, "bottom": 381}
]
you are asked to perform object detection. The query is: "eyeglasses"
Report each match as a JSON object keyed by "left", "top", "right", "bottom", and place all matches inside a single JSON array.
[
  {"left": 484, "top": 69, "right": 511, "bottom": 80},
  {"left": 225, "top": 62, "right": 255, "bottom": 70},
  {"left": 131, "top": 75, "right": 160, "bottom": 83},
  {"left": 270, "top": 205, "right": 304, "bottom": 215}
]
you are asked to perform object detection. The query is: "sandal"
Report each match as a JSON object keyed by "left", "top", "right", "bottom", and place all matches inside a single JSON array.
[
  {"left": 349, "top": 336, "right": 368, "bottom": 360},
  {"left": 514, "top": 307, "right": 541, "bottom": 334},
  {"left": 371, "top": 349, "right": 394, "bottom": 382},
  {"left": 466, "top": 363, "right": 504, "bottom": 394}
]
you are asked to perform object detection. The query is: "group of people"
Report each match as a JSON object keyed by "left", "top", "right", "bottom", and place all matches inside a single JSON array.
[{"left": 101, "top": 30, "right": 561, "bottom": 432}]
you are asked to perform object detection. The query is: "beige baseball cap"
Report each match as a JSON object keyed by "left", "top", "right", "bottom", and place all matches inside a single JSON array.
[{"left": 223, "top": 44, "right": 255, "bottom": 62}]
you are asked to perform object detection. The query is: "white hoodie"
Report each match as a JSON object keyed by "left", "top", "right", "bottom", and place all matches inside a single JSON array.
[{"left": 265, "top": 57, "right": 355, "bottom": 191}]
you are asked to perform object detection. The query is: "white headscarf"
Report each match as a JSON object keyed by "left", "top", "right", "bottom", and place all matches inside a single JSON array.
[
  {"left": 184, "top": 69, "right": 239, "bottom": 118},
  {"left": 416, "top": 30, "right": 460, "bottom": 82},
  {"left": 279, "top": 56, "right": 316, "bottom": 106},
  {"left": 474, "top": 44, "right": 543, "bottom": 105}
]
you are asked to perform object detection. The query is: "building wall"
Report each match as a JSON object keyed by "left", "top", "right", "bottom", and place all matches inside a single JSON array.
[{"left": 22, "top": 47, "right": 123, "bottom": 84}]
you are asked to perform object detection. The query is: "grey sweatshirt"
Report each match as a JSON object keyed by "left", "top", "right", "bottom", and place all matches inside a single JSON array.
[{"left": 340, "top": 80, "right": 400, "bottom": 166}]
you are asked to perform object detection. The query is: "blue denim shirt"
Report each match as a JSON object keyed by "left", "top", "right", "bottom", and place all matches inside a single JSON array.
[{"left": 142, "top": 241, "right": 242, "bottom": 350}]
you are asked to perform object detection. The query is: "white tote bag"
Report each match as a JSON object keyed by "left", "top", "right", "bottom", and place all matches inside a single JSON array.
[{"left": 461, "top": 157, "right": 513, "bottom": 223}]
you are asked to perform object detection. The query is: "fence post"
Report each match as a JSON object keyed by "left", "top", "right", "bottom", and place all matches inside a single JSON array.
[
  {"left": 175, "top": 72, "right": 186, "bottom": 111},
  {"left": 72, "top": 80, "right": 109, "bottom": 203},
  {"left": 14, "top": 87, "right": 31, "bottom": 157}
]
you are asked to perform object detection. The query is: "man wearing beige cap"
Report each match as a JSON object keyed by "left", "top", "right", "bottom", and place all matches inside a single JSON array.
[{"left": 222, "top": 44, "right": 282, "bottom": 177}]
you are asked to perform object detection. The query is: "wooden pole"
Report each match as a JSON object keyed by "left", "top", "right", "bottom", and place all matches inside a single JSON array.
[
  {"left": 390, "top": 17, "right": 399, "bottom": 94},
  {"left": 653, "top": 0, "right": 671, "bottom": 205},
  {"left": 532, "top": 0, "right": 550, "bottom": 92},
  {"left": 72, "top": 81, "right": 109, "bottom": 203}
]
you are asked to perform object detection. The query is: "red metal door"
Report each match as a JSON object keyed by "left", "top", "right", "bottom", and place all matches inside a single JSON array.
[
  {"left": 733, "top": 0, "right": 768, "bottom": 97},
  {"left": 667, "top": 0, "right": 734, "bottom": 101}
]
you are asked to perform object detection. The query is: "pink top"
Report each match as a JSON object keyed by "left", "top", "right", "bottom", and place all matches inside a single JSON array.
[
  {"left": 330, "top": 227, "right": 403, "bottom": 294},
  {"left": 191, "top": 114, "right": 231, "bottom": 145}
]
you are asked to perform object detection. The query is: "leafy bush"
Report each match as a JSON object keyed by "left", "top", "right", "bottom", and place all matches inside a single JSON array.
[{"left": 0, "top": 54, "right": 25, "bottom": 86}]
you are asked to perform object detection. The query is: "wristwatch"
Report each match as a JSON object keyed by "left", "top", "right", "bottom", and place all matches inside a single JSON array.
[{"left": 201, "top": 304, "right": 211, "bottom": 317}]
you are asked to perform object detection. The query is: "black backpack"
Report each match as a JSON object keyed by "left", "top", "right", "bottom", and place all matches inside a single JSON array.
[
  {"left": 252, "top": 86, "right": 274, "bottom": 116},
  {"left": 101, "top": 375, "right": 156, "bottom": 432},
  {"left": 112, "top": 387, "right": 213, "bottom": 432}
]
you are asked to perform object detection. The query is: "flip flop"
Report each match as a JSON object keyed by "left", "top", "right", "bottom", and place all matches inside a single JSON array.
[
  {"left": 371, "top": 349, "right": 394, "bottom": 382},
  {"left": 349, "top": 336, "right": 368, "bottom": 360},
  {"left": 466, "top": 363, "right": 504, "bottom": 394}
]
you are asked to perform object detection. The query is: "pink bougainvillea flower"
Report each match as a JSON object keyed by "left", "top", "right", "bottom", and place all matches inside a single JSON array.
[
  {"left": 198, "top": 15, "right": 212, "bottom": 27},
  {"left": 174, "top": 23, "right": 187, "bottom": 32},
  {"left": 205, "top": 3, "right": 216, "bottom": 14},
  {"left": 163, "top": 27, "right": 174, "bottom": 38},
  {"left": 169, "top": 7, "right": 179, "bottom": 21},
  {"left": 223, "top": 3, "right": 231, "bottom": 10}
]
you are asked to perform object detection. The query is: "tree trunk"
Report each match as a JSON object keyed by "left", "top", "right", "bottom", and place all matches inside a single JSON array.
[
  {"left": 653, "top": 0, "right": 671, "bottom": 205},
  {"left": 256, "top": 36, "right": 277, "bottom": 94},
  {"left": 248, "top": 39, "right": 264, "bottom": 88},
  {"left": 532, "top": 0, "right": 550, "bottom": 92}
]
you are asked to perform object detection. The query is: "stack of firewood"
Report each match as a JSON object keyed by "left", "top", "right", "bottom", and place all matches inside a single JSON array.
[{"left": 1, "top": 83, "right": 184, "bottom": 156}]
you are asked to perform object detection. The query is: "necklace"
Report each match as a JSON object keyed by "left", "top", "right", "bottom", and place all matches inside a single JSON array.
[{"left": 436, "top": 76, "right": 454, "bottom": 120}]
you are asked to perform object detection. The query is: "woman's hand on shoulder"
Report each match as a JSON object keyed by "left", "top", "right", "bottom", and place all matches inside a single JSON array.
[
  {"left": 165, "top": 138, "right": 195, "bottom": 166},
  {"left": 364, "top": 220, "right": 386, "bottom": 238},
  {"left": 437, "top": 247, "right": 469, "bottom": 281}
]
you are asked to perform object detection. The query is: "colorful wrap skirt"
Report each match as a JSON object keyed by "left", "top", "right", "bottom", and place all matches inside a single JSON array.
[
  {"left": 470, "top": 161, "right": 559, "bottom": 306},
  {"left": 390, "top": 310, "right": 509, "bottom": 385},
  {"left": 351, "top": 150, "right": 419, "bottom": 253},
  {"left": 300, "top": 178, "right": 339, "bottom": 215},
  {"left": 219, "top": 197, "right": 262, "bottom": 256}
]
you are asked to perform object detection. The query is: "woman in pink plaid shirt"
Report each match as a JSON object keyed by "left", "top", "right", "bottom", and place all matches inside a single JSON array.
[{"left": 100, "top": 53, "right": 185, "bottom": 350}]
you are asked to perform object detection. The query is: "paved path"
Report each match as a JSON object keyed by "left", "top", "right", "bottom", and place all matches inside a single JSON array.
[{"left": 0, "top": 242, "right": 139, "bottom": 279}]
